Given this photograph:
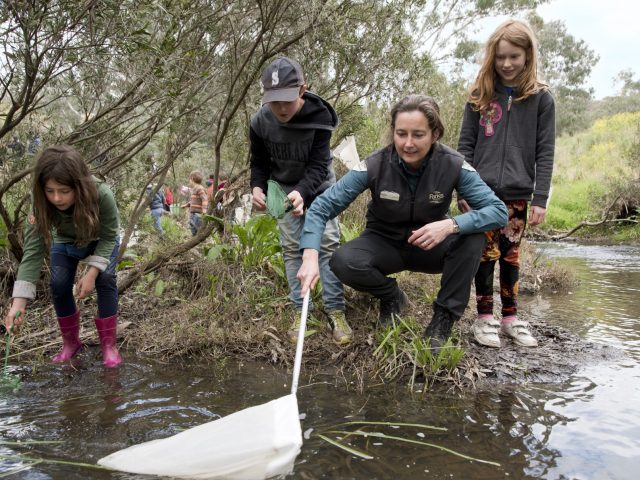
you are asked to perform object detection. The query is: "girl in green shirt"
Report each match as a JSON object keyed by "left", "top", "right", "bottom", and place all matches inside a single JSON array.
[{"left": 4, "top": 145, "right": 122, "bottom": 368}]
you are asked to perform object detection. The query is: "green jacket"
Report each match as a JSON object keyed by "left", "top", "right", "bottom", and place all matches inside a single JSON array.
[{"left": 13, "top": 179, "right": 120, "bottom": 300}]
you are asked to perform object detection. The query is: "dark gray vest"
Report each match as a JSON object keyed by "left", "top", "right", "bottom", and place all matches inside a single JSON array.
[{"left": 365, "top": 143, "right": 463, "bottom": 241}]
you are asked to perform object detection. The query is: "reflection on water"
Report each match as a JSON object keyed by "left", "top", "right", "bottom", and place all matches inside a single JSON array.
[
  {"left": 529, "top": 242, "right": 640, "bottom": 359},
  {"left": 524, "top": 242, "right": 640, "bottom": 480},
  {"left": 540, "top": 366, "right": 640, "bottom": 480},
  {"left": 0, "top": 242, "right": 639, "bottom": 479}
]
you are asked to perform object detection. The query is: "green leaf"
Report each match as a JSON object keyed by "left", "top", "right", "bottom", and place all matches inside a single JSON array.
[{"left": 154, "top": 279, "right": 165, "bottom": 296}]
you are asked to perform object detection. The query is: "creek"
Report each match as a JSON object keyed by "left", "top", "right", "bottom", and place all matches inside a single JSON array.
[{"left": 0, "top": 242, "right": 639, "bottom": 479}]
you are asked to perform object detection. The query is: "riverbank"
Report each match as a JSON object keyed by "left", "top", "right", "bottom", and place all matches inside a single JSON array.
[{"left": 2, "top": 240, "right": 608, "bottom": 390}]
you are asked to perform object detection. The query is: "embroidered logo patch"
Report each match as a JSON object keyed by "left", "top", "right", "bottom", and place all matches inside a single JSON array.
[
  {"left": 479, "top": 101, "right": 503, "bottom": 136},
  {"left": 428, "top": 191, "right": 445, "bottom": 203},
  {"left": 380, "top": 190, "right": 400, "bottom": 201},
  {"left": 271, "top": 70, "right": 279, "bottom": 86}
]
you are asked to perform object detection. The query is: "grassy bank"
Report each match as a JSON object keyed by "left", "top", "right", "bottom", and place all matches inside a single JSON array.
[{"left": 545, "top": 111, "right": 640, "bottom": 241}]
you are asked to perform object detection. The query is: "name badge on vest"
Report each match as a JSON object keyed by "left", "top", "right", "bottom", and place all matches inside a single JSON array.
[{"left": 380, "top": 190, "right": 400, "bottom": 201}]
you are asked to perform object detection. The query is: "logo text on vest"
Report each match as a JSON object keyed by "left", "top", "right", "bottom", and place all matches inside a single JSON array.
[{"left": 428, "top": 191, "right": 445, "bottom": 203}]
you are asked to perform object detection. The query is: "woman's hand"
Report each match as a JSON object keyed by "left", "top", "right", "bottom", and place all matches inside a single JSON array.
[
  {"left": 297, "top": 249, "right": 320, "bottom": 297},
  {"left": 288, "top": 190, "right": 304, "bottom": 217},
  {"left": 408, "top": 219, "right": 456, "bottom": 250},
  {"left": 76, "top": 267, "right": 99, "bottom": 299},
  {"left": 4, "top": 298, "right": 27, "bottom": 332},
  {"left": 528, "top": 206, "right": 546, "bottom": 226}
]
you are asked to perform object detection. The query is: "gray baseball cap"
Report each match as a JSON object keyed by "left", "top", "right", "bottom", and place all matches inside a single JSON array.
[{"left": 261, "top": 57, "right": 305, "bottom": 103}]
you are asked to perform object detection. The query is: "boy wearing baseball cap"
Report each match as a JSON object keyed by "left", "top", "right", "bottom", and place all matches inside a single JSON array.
[{"left": 250, "top": 57, "right": 350, "bottom": 345}]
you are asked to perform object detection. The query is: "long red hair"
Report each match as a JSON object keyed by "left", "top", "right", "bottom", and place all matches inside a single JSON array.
[{"left": 469, "top": 19, "right": 548, "bottom": 113}]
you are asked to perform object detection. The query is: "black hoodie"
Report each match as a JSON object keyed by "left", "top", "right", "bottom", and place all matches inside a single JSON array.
[{"left": 250, "top": 91, "right": 339, "bottom": 207}]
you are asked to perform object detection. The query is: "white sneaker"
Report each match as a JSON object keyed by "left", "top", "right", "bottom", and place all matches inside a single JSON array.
[
  {"left": 501, "top": 320, "right": 538, "bottom": 347},
  {"left": 472, "top": 316, "right": 501, "bottom": 348}
]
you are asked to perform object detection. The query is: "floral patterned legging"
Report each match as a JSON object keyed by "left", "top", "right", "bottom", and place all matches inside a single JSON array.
[{"left": 475, "top": 200, "right": 528, "bottom": 318}]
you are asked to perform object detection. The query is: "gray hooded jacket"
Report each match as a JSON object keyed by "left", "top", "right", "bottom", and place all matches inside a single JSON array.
[{"left": 458, "top": 85, "right": 555, "bottom": 207}]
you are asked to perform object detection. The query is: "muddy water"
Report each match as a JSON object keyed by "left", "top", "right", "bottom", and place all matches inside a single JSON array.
[{"left": 1, "top": 243, "right": 639, "bottom": 479}]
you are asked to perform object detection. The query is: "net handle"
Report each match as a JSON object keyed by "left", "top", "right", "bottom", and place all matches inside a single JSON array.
[{"left": 290, "top": 291, "right": 309, "bottom": 395}]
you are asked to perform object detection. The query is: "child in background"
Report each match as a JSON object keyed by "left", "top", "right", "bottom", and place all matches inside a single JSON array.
[
  {"left": 146, "top": 184, "right": 165, "bottom": 236},
  {"left": 4, "top": 145, "right": 123, "bottom": 367},
  {"left": 457, "top": 19, "right": 555, "bottom": 348},
  {"left": 163, "top": 183, "right": 173, "bottom": 212},
  {"left": 182, "top": 170, "right": 208, "bottom": 235},
  {"left": 206, "top": 173, "right": 215, "bottom": 202},
  {"left": 207, "top": 171, "right": 227, "bottom": 209}
]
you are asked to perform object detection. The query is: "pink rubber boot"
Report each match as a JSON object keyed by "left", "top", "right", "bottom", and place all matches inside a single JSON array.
[
  {"left": 52, "top": 311, "right": 83, "bottom": 362},
  {"left": 94, "top": 315, "right": 123, "bottom": 368}
]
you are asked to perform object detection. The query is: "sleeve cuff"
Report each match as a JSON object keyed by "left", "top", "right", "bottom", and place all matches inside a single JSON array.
[
  {"left": 295, "top": 186, "right": 310, "bottom": 207},
  {"left": 532, "top": 194, "right": 549, "bottom": 208},
  {"left": 250, "top": 181, "right": 268, "bottom": 192},
  {"left": 453, "top": 215, "right": 474, "bottom": 235},
  {"left": 85, "top": 255, "right": 109, "bottom": 272},
  {"left": 299, "top": 234, "right": 322, "bottom": 252},
  {"left": 12, "top": 280, "right": 36, "bottom": 300}
]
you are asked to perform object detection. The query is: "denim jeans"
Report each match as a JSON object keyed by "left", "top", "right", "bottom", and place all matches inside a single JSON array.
[
  {"left": 189, "top": 212, "right": 202, "bottom": 236},
  {"left": 49, "top": 239, "right": 119, "bottom": 318},
  {"left": 277, "top": 212, "right": 344, "bottom": 312},
  {"left": 150, "top": 207, "right": 164, "bottom": 235}
]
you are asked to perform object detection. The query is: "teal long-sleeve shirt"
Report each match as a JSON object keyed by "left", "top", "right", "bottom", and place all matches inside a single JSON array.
[{"left": 300, "top": 159, "right": 507, "bottom": 251}]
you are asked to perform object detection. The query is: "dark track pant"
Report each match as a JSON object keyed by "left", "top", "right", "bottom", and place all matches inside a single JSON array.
[{"left": 330, "top": 230, "right": 485, "bottom": 318}]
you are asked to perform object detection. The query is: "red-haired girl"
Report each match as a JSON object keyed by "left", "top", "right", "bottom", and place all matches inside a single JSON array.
[{"left": 458, "top": 19, "right": 555, "bottom": 348}]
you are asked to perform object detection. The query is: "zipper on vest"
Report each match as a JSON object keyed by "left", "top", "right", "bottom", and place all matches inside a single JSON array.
[
  {"left": 408, "top": 190, "right": 416, "bottom": 240},
  {"left": 497, "top": 94, "right": 512, "bottom": 189}
]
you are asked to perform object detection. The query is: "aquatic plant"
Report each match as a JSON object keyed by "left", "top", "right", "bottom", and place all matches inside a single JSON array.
[
  {"left": 0, "top": 453, "right": 109, "bottom": 477},
  {"left": 373, "top": 315, "right": 464, "bottom": 388},
  {"left": 315, "top": 420, "right": 500, "bottom": 467},
  {"left": 1, "top": 327, "right": 21, "bottom": 393}
]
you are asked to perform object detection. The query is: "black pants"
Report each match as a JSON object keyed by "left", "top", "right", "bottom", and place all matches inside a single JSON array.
[{"left": 330, "top": 230, "right": 485, "bottom": 318}]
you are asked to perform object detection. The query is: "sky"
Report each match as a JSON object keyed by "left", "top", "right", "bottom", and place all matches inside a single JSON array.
[{"left": 475, "top": 0, "right": 640, "bottom": 99}]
